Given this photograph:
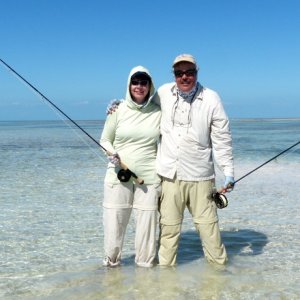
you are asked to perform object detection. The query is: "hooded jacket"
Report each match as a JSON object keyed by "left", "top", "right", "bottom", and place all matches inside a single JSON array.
[{"left": 100, "top": 66, "right": 161, "bottom": 184}]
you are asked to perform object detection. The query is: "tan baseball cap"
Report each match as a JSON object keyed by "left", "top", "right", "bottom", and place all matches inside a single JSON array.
[{"left": 172, "top": 54, "right": 198, "bottom": 68}]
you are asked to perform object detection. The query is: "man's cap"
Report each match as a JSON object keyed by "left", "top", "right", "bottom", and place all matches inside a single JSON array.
[{"left": 172, "top": 54, "right": 198, "bottom": 69}]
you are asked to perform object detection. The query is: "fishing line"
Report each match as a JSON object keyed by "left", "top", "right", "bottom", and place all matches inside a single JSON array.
[
  {"left": 0, "top": 58, "right": 144, "bottom": 184},
  {"left": 2, "top": 59, "right": 105, "bottom": 160},
  {"left": 214, "top": 140, "right": 300, "bottom": 209}
]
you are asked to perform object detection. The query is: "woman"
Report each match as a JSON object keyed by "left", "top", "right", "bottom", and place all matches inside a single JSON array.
[{"left": 100, "top": 66, "right": 161, "bottom": 267}]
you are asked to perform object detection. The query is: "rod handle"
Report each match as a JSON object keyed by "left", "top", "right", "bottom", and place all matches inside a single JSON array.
[{"left": 107, "top": 151, "right": 144, "bottom": 185}]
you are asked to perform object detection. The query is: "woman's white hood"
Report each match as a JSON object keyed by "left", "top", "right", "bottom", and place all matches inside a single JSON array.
[{"left": 125, "top": 66, "right": 155, "bottom": 109}]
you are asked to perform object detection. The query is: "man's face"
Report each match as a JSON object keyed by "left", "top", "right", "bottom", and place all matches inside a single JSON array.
[{"left": 173, "top": 62, "right": 197, "bottom": 92}]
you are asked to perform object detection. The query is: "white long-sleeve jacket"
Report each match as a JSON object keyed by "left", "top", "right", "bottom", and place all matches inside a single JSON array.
[{"left": 155, "top": 82, "right": 234, "bottom": 181}]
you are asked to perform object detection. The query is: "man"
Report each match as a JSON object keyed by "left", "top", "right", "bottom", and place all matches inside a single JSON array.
[{"left": 155, "top": 54, "right": 234, "bottom": 266}]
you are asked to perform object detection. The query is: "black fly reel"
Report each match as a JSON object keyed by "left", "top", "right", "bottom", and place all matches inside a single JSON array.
[
  {"left": 212, "top": 192, "right": 228, "bottom": 209},
  {"left": 117, "top": 169, "right": 132, "bottom": 182}
]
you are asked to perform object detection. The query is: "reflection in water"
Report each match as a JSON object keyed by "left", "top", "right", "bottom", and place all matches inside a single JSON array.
[
  {"left": 37, "top": 228, "right": 268, "bottom": 300},
  {"left": 98, "top": 263, "right": 229, "bottom": 300}
]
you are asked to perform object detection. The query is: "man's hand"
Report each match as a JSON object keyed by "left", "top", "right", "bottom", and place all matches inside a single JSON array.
[
  {"left": 222, "top": 176, "right": 235, "bottom": 193},
  {"left": 106, "top": 99, "right": 123, "bottom": 115},
  {"left": 108, "top": 153, "right": 120, "bottom": 166}
]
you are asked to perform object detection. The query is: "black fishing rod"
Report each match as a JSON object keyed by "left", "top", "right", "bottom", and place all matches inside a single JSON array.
[
  {"left": 234, "top": 140, "right": 300, "bottom": 185},
  {"left": 214, "top": 140, "right": 300, "bottom": 209},
  {"left": 0, "top": 58, "right": 144, "bottom": 184}
]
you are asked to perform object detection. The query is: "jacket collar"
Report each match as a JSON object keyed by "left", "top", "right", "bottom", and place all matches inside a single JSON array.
[{"left": 171, "top": 82, "right": 204, "bottom": 101}]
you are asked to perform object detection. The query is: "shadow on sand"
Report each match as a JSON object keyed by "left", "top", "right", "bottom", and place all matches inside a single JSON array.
[
  {"left": 177, "top": 228, "right": 268, "bottom": 264},
  {"left": 122, "top": 228, "right": 268, "bottom": 266}
]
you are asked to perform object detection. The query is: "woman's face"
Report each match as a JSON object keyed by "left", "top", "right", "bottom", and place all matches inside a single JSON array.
[{"left": 130, "top": 77, "right": 150, "bottom": 103}]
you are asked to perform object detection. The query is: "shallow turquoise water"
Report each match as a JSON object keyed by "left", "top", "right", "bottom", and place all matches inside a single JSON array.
[{"left": 1, "top": 119, "right": 300, "bottom": 299}]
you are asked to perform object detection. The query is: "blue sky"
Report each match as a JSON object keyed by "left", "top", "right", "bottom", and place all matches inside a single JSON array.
[{"left": 1, "top": 0, "right": 299, "bottom": 120}]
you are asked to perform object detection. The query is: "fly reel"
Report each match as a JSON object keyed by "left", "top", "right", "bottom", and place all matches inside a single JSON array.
[
  {"left": 213, "top": 192, "right": 228, "bottom": 209},
  {"left": 117, "top": 169, "right": 132, "bottom": 182}
]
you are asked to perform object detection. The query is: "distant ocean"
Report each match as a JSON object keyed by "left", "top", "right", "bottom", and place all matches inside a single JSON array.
[{"left": 1, "top": 118, "right": 300, "bottom": 299}]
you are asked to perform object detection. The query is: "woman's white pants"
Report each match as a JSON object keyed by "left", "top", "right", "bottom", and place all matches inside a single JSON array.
[{"left": 103, "top": 182, "right": 161, "bottom": 267}]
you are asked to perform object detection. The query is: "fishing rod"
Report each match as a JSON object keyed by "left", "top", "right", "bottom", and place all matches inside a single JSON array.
[
  {"left": 0, "top": 58, "right": 144, "bottom": 185},
  {"left": 214, "top": 140, "right": 300, "bottom": 209}
]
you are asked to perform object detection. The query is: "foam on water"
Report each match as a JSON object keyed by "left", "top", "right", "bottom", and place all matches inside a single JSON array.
[{"left": 1, "top": 119, "right": 300, "bottom": 299}]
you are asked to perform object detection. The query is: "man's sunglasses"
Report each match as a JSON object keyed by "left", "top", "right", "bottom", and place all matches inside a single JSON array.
[
  {"left": 131, "top": 79, "right": 149, "bottom": 86},
  {"left": 174, "top": 69, "right": 197, "bottom": 78}
]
